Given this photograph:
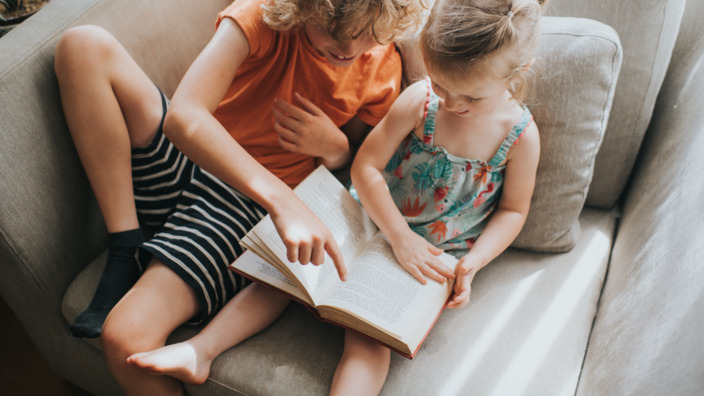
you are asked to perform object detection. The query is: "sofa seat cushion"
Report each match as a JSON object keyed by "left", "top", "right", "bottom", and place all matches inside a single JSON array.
[{"left": 62, "top": 208, "right": 616, "bottom": 395}]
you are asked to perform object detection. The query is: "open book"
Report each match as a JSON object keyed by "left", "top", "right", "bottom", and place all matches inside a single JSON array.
[{"left": 230, "top": 165, "right": 458, "bottom": 358}]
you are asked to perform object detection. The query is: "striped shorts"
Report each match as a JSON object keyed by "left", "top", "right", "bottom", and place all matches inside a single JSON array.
[{"left": 131, "top": 91, "right": 266, "bottom": 324}]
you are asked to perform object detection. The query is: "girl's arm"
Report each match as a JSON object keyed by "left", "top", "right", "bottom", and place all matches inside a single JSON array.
[
  {"left": 448, "top": 119, "right": 541, "bottom": 308},
  {"left": 163, "top": 18, "right": 346, "bottom": 280},
  {"left": 351, "top": 81, "right": 455, "bottom": 285}
]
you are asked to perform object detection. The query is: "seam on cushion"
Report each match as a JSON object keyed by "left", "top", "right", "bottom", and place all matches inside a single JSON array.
[
  {"left": 0, "top": 0, "right": 110, "bottom": 79},
  {"left": 586, "top": 30, "right": 622, "bottom": 189},
  {"left": 203, "top": 376, "right": 248, "bottom": 395}
]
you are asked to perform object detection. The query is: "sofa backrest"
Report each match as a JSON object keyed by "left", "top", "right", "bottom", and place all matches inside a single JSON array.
[{"left": 545, "top": 0, "right": 687, "bottom": 209}]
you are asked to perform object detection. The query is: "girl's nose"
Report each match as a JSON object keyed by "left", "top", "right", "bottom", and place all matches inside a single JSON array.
[{"left": 443, "top": 95, "right": 462, "bottom": 112}]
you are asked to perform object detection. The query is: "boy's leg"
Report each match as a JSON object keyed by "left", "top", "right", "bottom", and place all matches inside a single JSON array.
[
  {"left": 55, "top": 25, "right": 165, "bottom": 337},
  {"left": 126, "top": 282, "right": 291, "bottom": 384},
  {"left": 101, "top": 259, "right": 201, "bottom": 396},
  {"left": 55, "top": 24, "right": 164, "bottom": 229},
  {"left": 330, "top": 331, "right": 391, "bottom": 396}
]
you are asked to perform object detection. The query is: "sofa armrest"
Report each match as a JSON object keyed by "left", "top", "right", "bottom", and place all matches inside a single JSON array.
[
  {"left": 576, "top": 0, "right": 704, "bottom": 393},
  {"left": 0, "top": 0, "right": 229, "bottom": 393}
]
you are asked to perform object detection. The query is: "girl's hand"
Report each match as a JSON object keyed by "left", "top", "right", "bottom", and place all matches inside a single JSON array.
[
  {"left": 273, "top": 92, "right": 348, "bottom": 168},
  {"left": 389, "top": 231, "right": 455, "bottom": 285},
  {"left": 269, "top": 197, "right": 347, "bottom": 281},
  {"left": 447, "top": 254, "right": 482, "bottom": 308}
]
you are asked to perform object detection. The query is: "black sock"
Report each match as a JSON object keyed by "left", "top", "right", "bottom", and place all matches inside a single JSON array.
[{"left": 70, "top": 228, "right": 144, "bottom": 338}]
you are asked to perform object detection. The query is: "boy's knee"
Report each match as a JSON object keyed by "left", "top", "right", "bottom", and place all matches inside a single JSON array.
[
  {"left": 54, "top": 25, "right": 116, "bottom": 77},
  {"left": 101, "top": 309, "right": 161, "bottom": 360}
]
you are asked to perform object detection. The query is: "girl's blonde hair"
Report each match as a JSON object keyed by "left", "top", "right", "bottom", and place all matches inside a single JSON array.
[
  {"left": 420, "top": 0, "right": 549, "bottom": 102},
  {"left": 262, "top": 0, "right": 427, "bottom": 45}
]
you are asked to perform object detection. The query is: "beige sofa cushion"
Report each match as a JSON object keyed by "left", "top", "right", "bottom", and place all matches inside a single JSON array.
[
  {"left": 512, "top": 17, "right": 622, "bottom": 252},
  {"left": 546, "top": 0, "right": 687, "bottom": 209}
]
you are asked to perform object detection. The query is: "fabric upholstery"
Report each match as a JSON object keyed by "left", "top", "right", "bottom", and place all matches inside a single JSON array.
[
  {"left": 513, "top": 17, "right": 621, "bottom": 252},
  {"left": 576, "top": 0, "right": 704, "bottom": 393},
  {"left": 545, "top": 0, "right": 687, "bottom": 208}
]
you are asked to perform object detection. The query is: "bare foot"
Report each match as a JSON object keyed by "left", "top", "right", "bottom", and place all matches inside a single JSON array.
[{"left": 126, "top": 342, "right": 211, "bottom": 384}]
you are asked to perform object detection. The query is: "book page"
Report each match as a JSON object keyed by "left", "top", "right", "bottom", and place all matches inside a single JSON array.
[
  {"left": 248, "top": 166, "right": 378, "bottom": 305},
  {"left": 230, "top": 250, "right": 310, "bottom": 303},
  {"left": 319, "top": 233, "right": 457, "bottom": 340}
]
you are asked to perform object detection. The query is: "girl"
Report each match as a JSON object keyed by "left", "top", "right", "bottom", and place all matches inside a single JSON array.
[
  {"left": 55, "top": 0, "right": 424, "bottom": 394},
  {"left": 352, "top": 0, "right": 545, "bottom": 342}
]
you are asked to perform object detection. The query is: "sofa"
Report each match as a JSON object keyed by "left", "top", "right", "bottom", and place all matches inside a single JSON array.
[{"left": 1, "top": 0, "right": 702, "bottom": 394}]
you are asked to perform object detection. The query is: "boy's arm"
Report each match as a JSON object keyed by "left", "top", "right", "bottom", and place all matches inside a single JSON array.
[
  {"left": 351, "top": 82, "right": 455, "bottom": 285},
  {"left": 448, "top": 120, "right": 541, "bottom": 308},
  {"left": 163, "top": 18, "right": 347, "bottom": 280}
]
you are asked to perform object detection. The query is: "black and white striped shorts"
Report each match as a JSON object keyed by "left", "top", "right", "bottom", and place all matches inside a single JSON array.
[{"left": 131, "top": 91, "right": 266, "bottom": 324}]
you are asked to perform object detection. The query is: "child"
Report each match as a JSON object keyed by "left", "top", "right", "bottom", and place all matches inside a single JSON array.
[
  {"left": 54, "top": 0, "right": 424, "bottom": 394},
  {"left": 351, "top": 0, "right": 545, "bottom": 388}
]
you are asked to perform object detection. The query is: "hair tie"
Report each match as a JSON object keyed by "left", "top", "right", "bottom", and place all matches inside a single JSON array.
[{"left": 507, "top": 11, "right": 515, "bottom": 18}]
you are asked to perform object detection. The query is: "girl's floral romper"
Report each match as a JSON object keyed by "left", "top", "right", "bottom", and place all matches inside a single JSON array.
[{"left": 382, "top": 79, "right": 533, "bottom": 257}]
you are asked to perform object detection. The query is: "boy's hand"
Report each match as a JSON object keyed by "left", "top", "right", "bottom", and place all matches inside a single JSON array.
[
  {"left": 273, "top": 93, "right": 348, "bottom": 167},
  {"left": 389, "top": 231, "right": 455, "bottom": 285},
  {"left": 447, "top": 254, "right": 481, "bottom": 308},
  {"left": 269, "top": 198, "right": 347, "bottom": 281}
]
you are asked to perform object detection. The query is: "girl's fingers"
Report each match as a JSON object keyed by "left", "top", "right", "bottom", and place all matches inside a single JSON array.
[
  {"left": 418, "top": 262, "right": 448, "bottom": 284},
  {"left": 405, "top": 264, "right": 427, "bottom": 285},
  {"left": 428, "top": 259, "right": 455, "bottom": 279},
  {"left": 428, "top": 244, "right": 444, "bottom": 256}
]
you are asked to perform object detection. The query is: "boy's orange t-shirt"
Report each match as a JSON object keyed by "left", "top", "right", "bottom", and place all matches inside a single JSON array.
[{"left": 215, "top": 0, "right": 402, "bottom": 187}]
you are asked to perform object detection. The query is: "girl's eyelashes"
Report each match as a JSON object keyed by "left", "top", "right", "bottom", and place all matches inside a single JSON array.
[{"left": 432, "top": 81, "right": 481, "bottom": 103}]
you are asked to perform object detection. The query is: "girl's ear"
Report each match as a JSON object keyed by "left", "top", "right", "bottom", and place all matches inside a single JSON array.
[{"left": 507, "top": 57, "right": 536, "bottom": 102}]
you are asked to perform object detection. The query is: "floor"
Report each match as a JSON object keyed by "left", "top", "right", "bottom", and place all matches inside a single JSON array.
[{"left": 0, "top": 296, "right": 92, "bottom": 395}]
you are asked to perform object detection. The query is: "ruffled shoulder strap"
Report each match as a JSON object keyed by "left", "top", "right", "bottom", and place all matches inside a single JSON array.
[
  {"left": 422, "top": 77, "right": 439, "bottom": 144},
  {"left": 488, "top": 106, "right": 533, "bottom": 167}
]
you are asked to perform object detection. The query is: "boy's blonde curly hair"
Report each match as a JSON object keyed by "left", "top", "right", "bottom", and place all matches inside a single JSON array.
[{"left": 262, "top": 0, "right": 427, "bottom": 45}]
